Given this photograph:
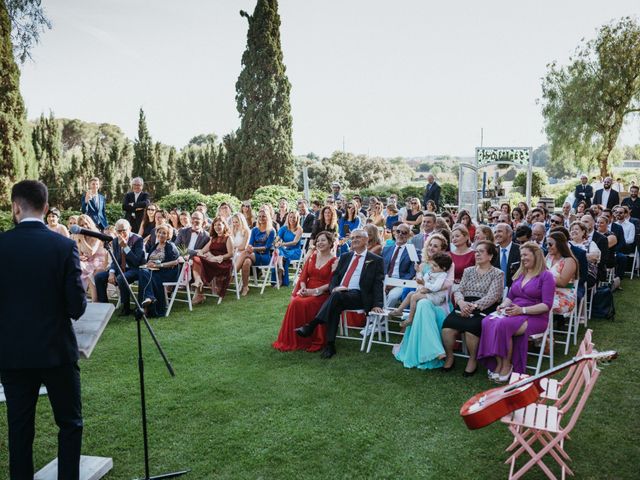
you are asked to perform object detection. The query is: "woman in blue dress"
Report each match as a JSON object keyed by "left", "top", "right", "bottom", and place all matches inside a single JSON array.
[
  {"left": 275, "top": 210, "right": 303, "bottom": 287},
  {"left": 337, "top": 201, "right": 361, "bottom": 256},
  {"left": 394, "top": 233, "right": 455, "bottom": 369},
  {"left": 238, "top": 209, "right": 275, "bottom": 296}
]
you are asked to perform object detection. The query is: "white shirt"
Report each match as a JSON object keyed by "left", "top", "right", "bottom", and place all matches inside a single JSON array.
[
  {"left": 601, "top": 188, "right": 611, "bottom": 207},
  {"left": 617, "top": 219, "right": 635, "bottom": 244},
  {"left": 498, "top": 242, "right": 513, "bottom": 263},
  {"left": 134, "top": 191, "right": 141, "bottom": 203},
  {"left": 188, "top": 231, "right": 199, "bottom": 250},
  {"left": 20, "top": 217, "right": 44, "bottom": 224},
  {"left": 343, "top": 250, "right": 368, "bottom": 290},
  {"left": 389, "top": 244, "right": 405, "bottom": 278}
]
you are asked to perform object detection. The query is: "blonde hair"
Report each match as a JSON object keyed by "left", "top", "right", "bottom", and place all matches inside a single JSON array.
[
  {"left": 231, "top": 213, "right": 250, "bottom": 237},
  {"left": 287, "top": 210, "right": 301, "bottom": 231},
  {"left": 451, "top": 224, "right": 471, "bottom": 247},
  {"left": 155, "top": 223, "right": 173, "bottom": 239},
  {"left": 257, "top": 207, "right": 274, "bottom": 234},
  {"left": 513, "top": 242, "right": 547, "bottom": 280},
  {"left": 76, "top": 214, "right": 98, "bottom": 231},
  {"left": 422, "top": 233, "right": 449, "bottom": 261},
  {"left": 364, "top": 224, "right": 382, "bottom": 249}
]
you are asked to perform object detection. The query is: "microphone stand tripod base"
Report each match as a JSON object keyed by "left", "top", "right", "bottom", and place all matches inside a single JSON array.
[{"left": 133, "top": 468, "right": 191, "bottom": 480}]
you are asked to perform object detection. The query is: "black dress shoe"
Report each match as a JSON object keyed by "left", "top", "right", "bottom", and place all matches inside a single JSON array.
[
  {"left": 118, "top": 308, "right": 131, "bottom": 317},
  {"left": 320, "top": 344, "right": 336, "bottom": 359},
  {"left": 295, "top": 324, "right": 314, "bottom": 338},
  {"left": 462, "top": 367, "right": 478, "bottom": 378}
]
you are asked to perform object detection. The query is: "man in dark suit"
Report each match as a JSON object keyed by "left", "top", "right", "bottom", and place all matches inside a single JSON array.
[
  {"left": 295, "top": 228, "right": 384, "bottom": 358},
  {"left": 81, "top": 176, "right": 108, "bottom": 230},
  {"left": 0, "top": 180, "right": 87, "bottom": 480},
  {"left": 175, "top": 211, "right": 210, "bottom": 254},
  {"left": 423, "top": 174, "right": 441, "bottom": 211},
  {"left": 593, "top": 177, "right": 620, "bottom": 210},
  {"left": 573, "top": 174, "right": 593, "bottom": 209},
  {"left": 622, "top": 185, "right": 640, "bottom": 219},
  {"left": 95, "top": 218, "right": 146, "bottom": 315},
  {"left": 492, "top": 223, "right": 521, "bottom": 288},
  {"left": 122, "top": 176, "right": 151, "bottom": 233},
  {"left": 580, "top": 214, "right": 609, "bottom": 282},
  {"left": 297, "top": 199, "right": 316, "bottom": 234},
  {"left": 381, "top": 223, "right": 416, "bottom": 308}
]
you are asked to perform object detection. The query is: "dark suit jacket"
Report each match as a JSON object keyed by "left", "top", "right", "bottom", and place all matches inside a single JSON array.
[
  {"left": 0, "top": 221, "right": 86, "bottom": 369},
  {"left": 591, "top": 231, "right": 609, "bottom": 281},
  {"left": 300, "top": 212, "right": 316, "bottom": 234},
  {"left": 382, "top": 244, "right": 416, "bottom": 280},
  {"left": 610, "top": 222, "right": 625, "bottom": 252},
  {"left": 175, "top": 227, "right": 210, "bottom": 253},
  {"left": 573, "top": 184, "right": 593, "bottom": 209},
  {"left": 108, "top": 233, "right": 146, "bottom": 273},
  {"left": 122, "top": 191, "right": 151, "bottom": 232},
  {"left": 330, "top": 251, "right": 384, "bottom": 312},
  {"left": 621, "top": 196, "right": 640, "bottom": 219},
  {"left": 81, "top": 192, "right": 108, "bottom": 229},
  {"left": 593, "top": 189, "right": 620, "bottom": 210},
  {"left": 423, "top": 182, "right": 441, "bottom": 209},
  {"left": 570, "top": 245, "right": 588, "bottom": 287},
  {"left": 492, "top": 243, "right": 521, "bottom": 287}
]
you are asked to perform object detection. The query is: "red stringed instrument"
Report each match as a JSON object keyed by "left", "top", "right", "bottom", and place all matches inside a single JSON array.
[{"left": 460, "top": 350, "right": 617, "bottom": 430}]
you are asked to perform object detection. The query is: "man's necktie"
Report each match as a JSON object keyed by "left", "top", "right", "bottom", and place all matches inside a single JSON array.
[
  {"left": 341, "top": 254, "right": 362, "bottom": 288},
  {"left": 120, "top": 248, "right": 127, "bottom": 272},
  {"left": 388, "top": 247, "right": 400, "bottom": 276},
  {"left": 501, "top": 248, "right": 508, "bottom": 286}
]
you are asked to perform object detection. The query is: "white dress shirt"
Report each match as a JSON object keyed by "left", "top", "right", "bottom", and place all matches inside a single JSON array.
[
  {"left": 344, "top": 250, "right": 368, "bottom": 290},
  {"left": 390, "top": 244, "right": 405, "bottom": 278},
  {"left": 617, "top": 219, "right": 635, "bottom": 244},
  {"left": 188, "top": 231, "right": 199, "bottom": 250},
  {"left": 601, "top": 188, "right": 611, "bottom": 207}
]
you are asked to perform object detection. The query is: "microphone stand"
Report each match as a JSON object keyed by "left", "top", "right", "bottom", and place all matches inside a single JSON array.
[{"left": 104, "top": 239, "right": 190, "bottom": 479}]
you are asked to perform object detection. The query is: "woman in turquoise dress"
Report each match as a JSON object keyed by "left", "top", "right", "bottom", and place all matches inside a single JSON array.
[
  {"left": 394, "top": 233, "right": 455, "bottom": 369},
  {"left": 275, "top": 211, "right": 303, "bottom": 287},
  {"left": 337, "top": 201, "right": 361, "bottom": 256}
]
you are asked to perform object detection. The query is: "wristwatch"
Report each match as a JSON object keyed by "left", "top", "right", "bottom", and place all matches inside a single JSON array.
[{"left": 522, "top": 307, "right": 527, "bottom": 315}]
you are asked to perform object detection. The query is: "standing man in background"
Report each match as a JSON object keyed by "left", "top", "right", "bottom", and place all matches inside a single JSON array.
[
  {"left": 0, "top": 180, "right": 87, "bottom": 480},
  {"left": 423, "top": 174, "right": 441, "bottom": 211},
  {"left": 573, "top": 174, "right": 593, "bottom": 209},
  {"left": 122, "top": 177, "right": 151, "bottom": 234}
]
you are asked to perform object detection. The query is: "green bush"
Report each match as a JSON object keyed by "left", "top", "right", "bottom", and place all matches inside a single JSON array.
[
  {"left": 513, "top": 169, "right": 548, "bottom": 197},
  {"left": 105, "top": 203, "right": 123, "bottom": 225},
  {"left": 207, "top": 193, "right": 241, "bottom": 215},
  {"left": 158, "top": 189, "right": 212, "bottom": 213},
  {"left": 0, "top": 211, "right": 13, "bottom": 232},
  {"left": 441, "top": 183, "right": 458, "bottom": 206},
  {"left": 547, "top": 182, "right": 576, "bottom": 207},
  {"left": 400, "top": 185, "right": 424, "bottom": 200},
  {"left": 251, "top": 185, "right": 300, "bottom": 209},
  {"left": 358, "top": 186, "right": 401, "bottom": 200}
]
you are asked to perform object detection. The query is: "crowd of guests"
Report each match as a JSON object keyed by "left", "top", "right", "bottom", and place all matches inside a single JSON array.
[{"left": 44, "top": 174, "right": 639, "bottom": 375}]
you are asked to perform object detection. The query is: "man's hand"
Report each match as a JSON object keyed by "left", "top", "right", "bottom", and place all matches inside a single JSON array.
[
  {"left": 332, "top": 286, "right": 347, "bottom": 293},
  {"left": 108, "top": 273, "right": 116, "bottom": 285},
  {"left": 371, "top": 307, "right": 384, "bottom": 314}
]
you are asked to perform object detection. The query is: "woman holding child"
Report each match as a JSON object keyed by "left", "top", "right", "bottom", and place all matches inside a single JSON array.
[
  {"left": 440, "top": 241, "right": 504, "bottom": 376},
  {"left": 393, "top": 233, "right": 455, "bottom": 370}
]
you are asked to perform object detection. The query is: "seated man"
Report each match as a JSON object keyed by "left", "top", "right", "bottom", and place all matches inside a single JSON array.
[
  {"left": 295, "top": 228, "right": 384, "bottom": 358},
  {"left": 95, "top": 219, "right": 146, "bottom": 316},
  {"left": 176, "top": 211, "right": 210, "bottom": 253},
  {"left": 409, "top": 213, "right": 436, "bottom": 252},
  {"left": 381, "top": 223, "right": 416, "bottom": 308}
]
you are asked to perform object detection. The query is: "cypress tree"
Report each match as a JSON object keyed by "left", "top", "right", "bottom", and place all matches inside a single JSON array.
[
  {"left": 133, "top": 108, "right": 156, "bottom": 195},
  {"left": 166, "top": 146, "right": 178, "bottom": 193},
  {"left": 0, "top": 1, "right": 29, "bottom": 206},
  {"left": 32, "top": 111, "right": 62, "bottom": 204},
  {"left": 235, "top": 0, "right": 294, "bottom": 199}
]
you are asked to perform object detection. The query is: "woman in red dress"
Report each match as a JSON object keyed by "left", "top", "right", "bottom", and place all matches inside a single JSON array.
[
  {"left": 273, "top": 231, "right": 337, "bottom": 352},
  {"left": 192, "top": 216, "right": 234, "bottom": 304}
]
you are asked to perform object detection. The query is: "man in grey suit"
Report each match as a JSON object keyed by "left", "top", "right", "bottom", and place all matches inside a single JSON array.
[{"left": 409, "top": 213, "right": 436, "bottom": 252}]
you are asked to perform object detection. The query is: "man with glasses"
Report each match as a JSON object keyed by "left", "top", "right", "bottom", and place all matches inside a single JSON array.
[
  {"left": 492, "top": 223, "right": 520, "bottom": 287},
  {"left": 295, "top": 229, "right": 384, "bottom": 359},
  {"left": 95, "top": 219, "right": 146, "bottom": 316},
  {"left": 122, "top": 177, "right": 151, "bottom": 234},
  {"left": 176, "top": 211, "right": 210, "bottom": 254},
  {"left": 381, "top": 223, "right": 417, "bottom": 309},
  {"left": 410, "top": 213, "right": 436, "bottom": 251}
]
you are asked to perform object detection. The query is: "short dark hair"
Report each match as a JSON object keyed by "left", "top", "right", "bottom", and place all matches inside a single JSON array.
[
  {"left": 475, "top": 240, "right": 498, "bottom": 260},
  {"left": 430, "top": 252, "right": 453, "bottom": 272},
  {"left": 515, "top": 224, "right": 532, "bottom": 240},
  {"left": 549, "top": 225, "right": 570, "bottom": 239},
  {"left": 11, "top": 180, "right": 48, "bottom": 212}
]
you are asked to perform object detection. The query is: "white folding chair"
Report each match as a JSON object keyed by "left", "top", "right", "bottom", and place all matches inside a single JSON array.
[
  {"left": 290, "top": 233, "right": 311, "bottom": 285},
  {"left": 528, "top": 310, "right": 554, "bottom": 375},
  {"left": 623, "top": 245, "right": 639, "bottom": 279},
  {"left": 250, "top": 250, "right": 280, "bottom": 294},
  {"left": 163, "top": 260, "right": 193, "bottom": 316}
]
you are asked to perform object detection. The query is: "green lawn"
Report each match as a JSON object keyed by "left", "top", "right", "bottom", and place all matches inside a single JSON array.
[{"left": 1, "top": 279, "right": 638, "bottom": 479}]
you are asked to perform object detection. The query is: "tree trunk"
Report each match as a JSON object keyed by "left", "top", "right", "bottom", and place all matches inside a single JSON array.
[{"left": 596, "top": 114, "right": 624, "bottom": 178}]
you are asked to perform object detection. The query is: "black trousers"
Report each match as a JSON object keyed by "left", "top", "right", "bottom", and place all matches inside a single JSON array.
[
  {"left": 1, "top": 363, "right": 83, "bottom": 480},
  {"left": 314, "top": 289, "right": 364, "bottom": 342}
]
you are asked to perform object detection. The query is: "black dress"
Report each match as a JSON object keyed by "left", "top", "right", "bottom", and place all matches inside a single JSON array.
[{"left": 405, "top": 210, "right": 423, "bottom": 234}]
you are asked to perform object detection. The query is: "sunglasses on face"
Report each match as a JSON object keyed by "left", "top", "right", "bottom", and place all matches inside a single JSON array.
[
  {"left": 550, "top": 219, "right": 562, "bottom": 224},
  {"left": 396, "top": 230, "right": 410, "bottom": 234}
]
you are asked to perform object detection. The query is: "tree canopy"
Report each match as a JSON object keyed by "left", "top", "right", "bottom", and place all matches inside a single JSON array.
[{"left": 541, "top": 17, "right": 640, "bottom": 178}]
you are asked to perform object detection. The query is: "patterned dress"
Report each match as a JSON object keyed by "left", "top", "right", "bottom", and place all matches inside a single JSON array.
[{"left": 545, "top": 256, "right": 576, "bottom": 314}]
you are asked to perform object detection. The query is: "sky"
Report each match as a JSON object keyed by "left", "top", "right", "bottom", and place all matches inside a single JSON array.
[{"left": 19, "top": 0, "right": 640, "bottom": 158}]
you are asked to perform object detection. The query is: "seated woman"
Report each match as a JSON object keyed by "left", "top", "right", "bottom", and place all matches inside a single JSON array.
[
  {"left": 393, "top": 233, "right": 454, "bottom": 370},
  {"left": 337, "top": 201, "right": 362, "bottom": 256},
  {"left": 545, "top": 231, "right": 577, "bottom": 315},
  {"left": 145, "top": 209, "right": 173, "bottom": 251},
  {"left": 137, "top": 224, "right": 182, "bottom": 317},
  {"left": 368, "top": 201, "right": 385, "bottom": 228},
  {"left": 441, "top": 241, "right": 504, "bottom": 376},
  {"left": 310, "top": 205, "right": 339, "bottom": 250},
  {"left": 231, "top": 212, "right": 251, "bottom": 270},
  {"left": 364, "top": 224, "right": 383, "bottom": 255},
  {"left": 477, "top": 242, "right": 555, "bottom": 381},
  {"left": 385, "top": 204, "right": 399, "bottom": 232},
  {"left": 241, "top": 201, "right": 255, "bottom": 227},
  {"left": 511, "top": 207, "right": 525, "bottom": 230},
  {"left": 450, "top": 225, "right": 475, "bottom": 281},
  {"left": 275, "top": 198, "right": 289, "bottom": 228},
  {"left": 138, "top": 203, "right": 158, "bottom": 240},
  {"left": 596, "top": 215, "right": 618, "bottom": 271},
  {"left": 75, "top": 214, "right": 108, "bottom": 301},
  {"left": 67, "top": 215, "right": 79, "bottom": 231},
  {"left": 46, "top": 208, "right": 70, "bottom": 237},
  {"left": 472, "top": 225, "right": 494, "bottom": 248},
  {"left": 169, "top": 209, "right": 180, "bottom": 229},
  {"left": 425, "top": 200, "right": 437, "bottom": 214},
  {"left": 237, "top": 209, "right": 276, "bottom": 296},
  {"left": 456, "top": 209, "right": 476, "bottom": 240},
  {"left": 192, "top": 217, "right": 234, "bottom": 304},
  {"left": 569, "top": 220, "right": 600, "bottom": 287},
  {"left": 275, "top": 210, "right": 303, "bottom": 287},
  {"left": 405, "top": 198, "right": 424, "bottom": 234},
  {"left": 272, "top": 231, "right": 337, "bottom": 352}
]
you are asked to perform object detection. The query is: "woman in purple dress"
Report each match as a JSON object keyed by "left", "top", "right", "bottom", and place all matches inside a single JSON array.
[{"left": 477, "top": 242, "right": 555, "bottom": 381}]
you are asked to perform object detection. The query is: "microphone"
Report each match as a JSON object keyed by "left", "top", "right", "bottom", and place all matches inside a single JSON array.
[{"left": 69, "top": 225, "right": 114, "bottom": 243}]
